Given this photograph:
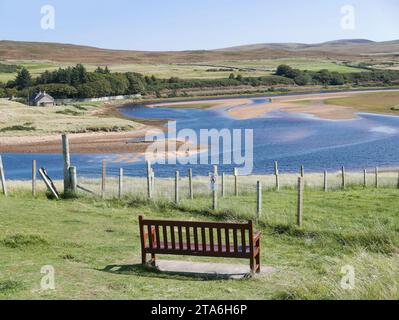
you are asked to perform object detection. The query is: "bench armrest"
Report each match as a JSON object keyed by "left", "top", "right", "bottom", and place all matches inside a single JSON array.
[{"left": 253, "top": 231, "right": 261, "bottom": 243}]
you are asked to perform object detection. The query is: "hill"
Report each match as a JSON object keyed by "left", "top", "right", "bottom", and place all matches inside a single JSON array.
[{"left": 1, "top": 39, "right": 399, "bottom": 65}]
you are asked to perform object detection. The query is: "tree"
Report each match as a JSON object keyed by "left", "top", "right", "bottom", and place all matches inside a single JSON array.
[
  {"left": 95, "top": 66, "right": 104, "bottom": 74},
  {"left": 329, "top": 72, "right": 345, "bottom": 85},
  {"left": 236, "top": 74, "right": 243, "bottom": 81},
  {"left": 294, "top": 73, "right": 312, "bottom": 86},
  {"left": 5, "top": 88, "right": 18, "bottom": 98},
  {"left": 276, "top": 65, "right": 293, "bottom": 77},
  {"left": 126, "top": 73, "right": 146, "bottom": 94},
  {"left": 229, "top": 73, "right": 235, "bottom": 80},
  {"left": 34, "top": 84, "right": 78, "bottom": 98},
  {"left": 15, "top": 68, "right": 32, "bottom": 89}
]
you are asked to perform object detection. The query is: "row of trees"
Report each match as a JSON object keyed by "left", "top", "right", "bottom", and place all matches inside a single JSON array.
[
  {"left": 1, "top": 65, "right": 147, "bottom": 99},
  {"left": 276, "top": 64, "right": 399, "bottom": 86},
  {"left": 2, "top": 63, "right": 399, "bottom": 100}
]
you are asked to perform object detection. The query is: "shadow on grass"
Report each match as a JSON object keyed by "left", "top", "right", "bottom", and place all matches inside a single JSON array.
[{"left": 98, "top": 264, "right": 246, "bottom": 281}]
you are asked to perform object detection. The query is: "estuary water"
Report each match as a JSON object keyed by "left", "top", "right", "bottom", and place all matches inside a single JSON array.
[{"left": 2, "top": 96, "right": 399, "bottom": 180}]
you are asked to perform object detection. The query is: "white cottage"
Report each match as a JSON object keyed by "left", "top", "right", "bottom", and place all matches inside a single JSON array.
[{"left": 29, "top": 91, "right": 55, "bottom": 107}]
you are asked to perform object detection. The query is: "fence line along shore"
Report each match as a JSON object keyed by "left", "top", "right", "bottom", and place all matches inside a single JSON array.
[{"left": 1, "top": 134, "right": 399, "bottom": 228}]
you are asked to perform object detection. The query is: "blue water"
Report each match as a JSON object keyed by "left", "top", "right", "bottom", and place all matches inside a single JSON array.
[{"left": 2, "top": 96, "right": 399, "bottom": 180}]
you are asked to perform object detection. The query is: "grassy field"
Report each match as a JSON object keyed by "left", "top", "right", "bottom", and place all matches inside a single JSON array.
[
  {"left": 324, "top": 91, "right": 399, "bottom": 115},
  {"left": 0, "top": 61, "right": 70, "bottom": 82},
  {"left": 0, "top": 99, "right": 142, "bottom": 136},
  {"left": 208, "top": 58, "right": 364, "bottom": 74},
  {"left": 0, "top": 182, "right": 398, "bottom": 300},
  {"left": 0, "top": 58, "right": 367, "bottom": 83}
]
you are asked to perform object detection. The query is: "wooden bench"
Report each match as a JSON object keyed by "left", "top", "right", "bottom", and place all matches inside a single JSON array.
[{"left": 139, "top": 215, "right": 261, "bottom": 274}]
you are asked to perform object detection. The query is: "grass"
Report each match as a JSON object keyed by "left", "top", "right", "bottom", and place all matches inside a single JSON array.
[
  {"left": 0, "top": 183, "right": 398, "bottom": 300},
  {"left": 324, "top": 91, "right": 399, "bottom": 115},
  {"left": 0, "top": 58, "right": 367, "bottom": 83},
  {"left": 210, "top": 58, "right": 365, "bottom": 74},
  {"left": 0, "top": 60, "right": 70, "bottom": 82},
  {"left": 0, "top": 124, "right": 36, "bottom": 132},
  {"left": 0, "top": 99, "right": 142, "bottom": 136}
]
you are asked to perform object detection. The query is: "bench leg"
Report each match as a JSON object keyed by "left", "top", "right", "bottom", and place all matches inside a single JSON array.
[
  {"left": 151, "top": 253, "right": 156, "bottom": 267},
  {"left": 255, "top": 240, "right": 261, "bottom": 274},
  {"left": 250, "top": 256, "right": 255, "bottom": 275},
  {"left": 255, "top": 252, "right": 261, "bottom": 274},
  {"left": 141, "top": 251, "right": 147, "bottom": 265}
]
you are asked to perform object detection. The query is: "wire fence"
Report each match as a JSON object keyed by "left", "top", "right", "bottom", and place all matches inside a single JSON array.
[
  {"left": 4, "top": 163, "right": 399, "bottom": 200},
  {"left": 2, "top": 159, "right": 399, "bottom": 231}
]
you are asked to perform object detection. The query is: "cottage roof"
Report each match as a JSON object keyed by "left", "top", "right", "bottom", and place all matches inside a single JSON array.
[{"left": 30, "top": 91, "right": 54, "bottom": 103}]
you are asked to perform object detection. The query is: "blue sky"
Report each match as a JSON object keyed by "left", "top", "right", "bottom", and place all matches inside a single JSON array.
[{"left": 0, "top": 0, "right": 398, "bottom": 51}]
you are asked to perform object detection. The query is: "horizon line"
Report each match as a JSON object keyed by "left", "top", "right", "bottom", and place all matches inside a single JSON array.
[{"left": 1, "top": 37, "right": 398, "bottom": 53}]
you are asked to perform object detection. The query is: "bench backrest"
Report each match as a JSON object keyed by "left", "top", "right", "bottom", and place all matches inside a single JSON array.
[{"left": 139, "top": 215, "right": 254, "bottom": 256}]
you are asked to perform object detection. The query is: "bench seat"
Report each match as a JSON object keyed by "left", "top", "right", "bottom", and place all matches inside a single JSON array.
[{"left": 145, "top": 242, "right": 259, "bottom": 257}]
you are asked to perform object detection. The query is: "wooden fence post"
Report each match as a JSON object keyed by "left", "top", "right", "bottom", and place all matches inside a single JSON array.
[
  {"left": 364, "top": 169, "right": 367, "bottom": 188},
  {"left": 324, "top": 170, "right": 328, "bottom": 192},
  {"left": 274, "top": 161, "right": 280, "bottom": 191},
  {"left": 256, "top": 181, "right": 262, "bottom": 219},
  {"left": 146, "top": 161, "right": 152, "bottom": 199},
  {"left": 0, "top": 156, "right": 7, "bottom": 196},
  {"left": 188, "top": 168, "right": 193, "bottom": 200},
  {"left": 38, "top": 168, "right": 59, "bottom": 200},
  {"left": 101, "top": 160, "right": 106, "bottom": 199},
  {"left": 375, "top": 167, "right": 379, "bottom": 188},
  {"left": 397, "top": 171, "right": 399, "bottom": 189},
  {"left": 175, "top": 171, "right": 180, "bottom": 204},
  {"left": 297, "top": 176, "right": 304, "bottom": 228},
  {"left": 212, "top": 165, "right": 218, "bottom": 210},
  {"left": 234, "top": 168, "right": 238, "bottom": 196},
  {"left": 119, "top": 168, "right": 124, "bottom": 199},
  {"left": 69, "top": 166, "right": 77, "bottom": 193},
  {"left": 62, "top": 134, "right": 71, "bottom": 193},
  {"left": 341, "top": 166, "right": 346, "bottom": 190},
  {"left": 32, "top": 160, "right": 37, "bottom": 197},
  {"left": 221, "top": 172, "right": 225, "bottom": 198}
]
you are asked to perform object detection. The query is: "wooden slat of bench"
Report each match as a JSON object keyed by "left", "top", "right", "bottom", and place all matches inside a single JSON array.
[
  {"left": 225, "top": 228, "right": 230, "bottom": 253},
  {"left": 170, "top": 225, "right": 176, "bottom": 250},
  {"left": 217, "top": 228, "right": 222, "bottom": 253},
  {"left": 233, "top": 229, "right": 238, "bottom": 253},
  {"left": 163, "top": 225, "right": 168, "bottom": 250},
  {"left": 201, "top": 227, "right": 206, "bottom": 252},
  {"left": 186, "top": 226, "right": 191, "bottom": 251},
  {"left": 194, "top": 227, "right": 199, "bottom": 252},
  {"left": 241, "top": 226, "right": 246, "bottom": 254},
  {"left": 155, "top": 225, "right": 161, "bottom": 249},
  {"left": 209, "top": 227, "right": 214, "bottom": 252},
  {"left": 145, "top": 243, "right": 253, "bottom": 258},
  {"left": 144, "top": 242, "right": 259, "bottom": 254},
  {"left": 148, "top": 224, "right": 154, "bottom": 250},
  {"left": 178, "top": 226, "right": 183, "bottom": 250}
]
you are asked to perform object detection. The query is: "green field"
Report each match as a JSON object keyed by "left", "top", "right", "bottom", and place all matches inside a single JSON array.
[
  {"left": 1, "top": 184, "right": 398, "bottom": 300},
  {"left": 324, "top": 91, "right": 399, "bottom": 115},
  {"left": 0, "top": 61, "right": 70, "bottom": 82},
  {"left": 207, "top": 58, "right": 365, "bottom": 74},
  {"left": 0, "top": 58, "right": 367, "bottom": 83}
]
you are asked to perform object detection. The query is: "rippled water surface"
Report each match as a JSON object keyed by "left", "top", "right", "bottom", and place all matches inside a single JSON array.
[{"left": 3, "top": 97, "right": 399, "bottom": 180}]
